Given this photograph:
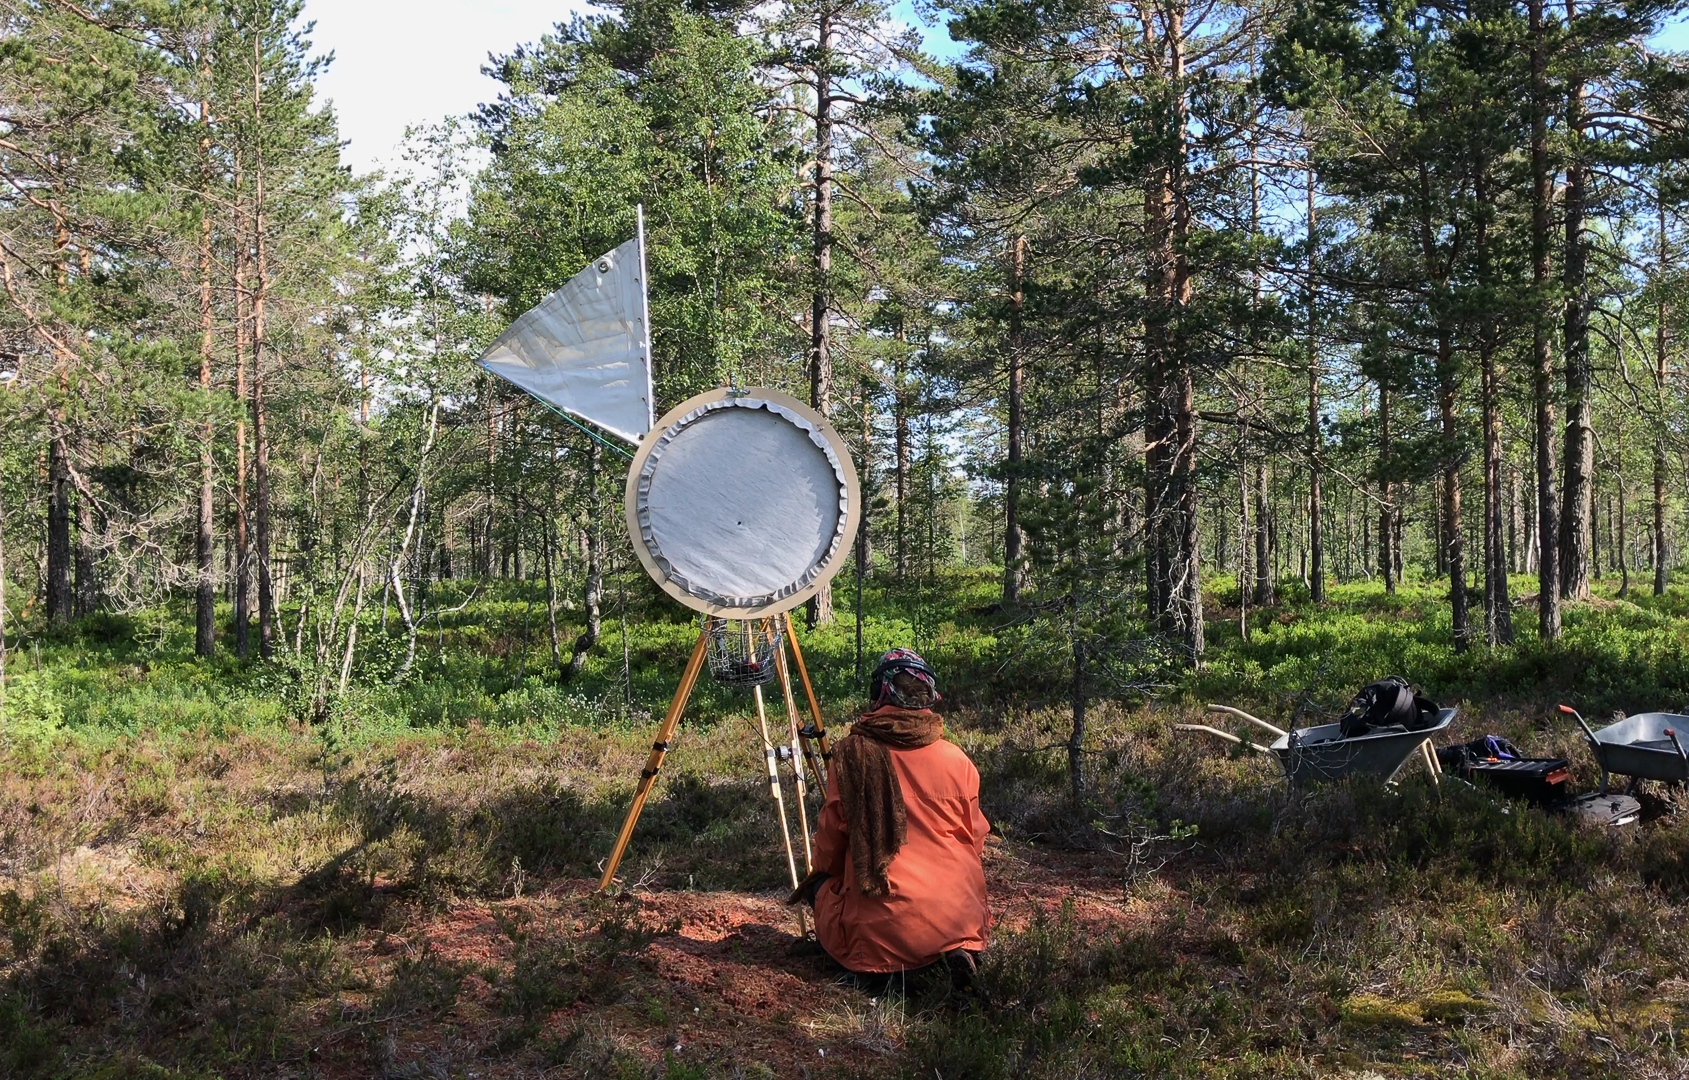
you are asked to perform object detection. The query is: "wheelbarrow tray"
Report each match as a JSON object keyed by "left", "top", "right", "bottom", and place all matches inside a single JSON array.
[
  {"left": 1588, "top": 712, "right": 1689, "bottom": 785},
  {"left": 1270, "top": 708, "right": 1457, "bottom": 785}
]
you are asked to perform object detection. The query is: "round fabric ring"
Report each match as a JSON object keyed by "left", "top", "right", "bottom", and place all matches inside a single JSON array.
[{"left": 626, "top": 388, "right": 859, "bottom": 616}]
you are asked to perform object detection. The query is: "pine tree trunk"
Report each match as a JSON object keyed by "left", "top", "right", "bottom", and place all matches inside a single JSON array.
[
  {"left": 1167, "top": 5, "right": 1202, "bottom": 658},
  {"left": 510, "top": 409, "right": 523, "bottom": 582},
  {"left": 1253, "top": 457, "right": 1273, "bottom": 606},
  {"left": 1246, "top": 110, "right": 1269, "bottom": 613},
  {"left": 1482, "top": 303, "right": 1512, "bottom": 644},
  {"left": 1559, "top": 7, "right": 1593, "bottom": 603},
  {"left": 807, "top": 8, "right": 836, "bottom": 629},
  {"left": 1344, "top": 487, "right": 1354, "bottom": 582},
  {"left": 1530, "top": 0, "right": 1562, "bottom": 639},
  {"left": 1656, "top": 191, "right": 1671, "bottom": 596},
  {"left": 1305, "top": 169, "right": 1323, "bottom": 604},
  {"left": 1592, "top": 484, "right": 1603, "bottom": 579},
  {"left": 43, "top": 207, "right": 73, "bottom": 626},
  {"left": 251, "top": 40, "right": 274, "bottom": 659},
  {"left": 1144, "top": 347, "right": 1170, "bottom": 625},
  {"left": 1394, "top": 499, "right": 1404, "bottom": 584},
  {"left": 1418, "top": 156, "right": 1465, "bottom": 648},
  {"left": 1379, "top": 379, "right": 1396, "bottom": 594},
  {"left": 1237, "top": 424, "right": 1250, "bottom": 640},
  {"left": 73, "top": 489, "right": 95, "bottom": 616},
  {"left": 1143, "top": 8, "right": 1174, "bottom": 630},
  {"left": 1215, "top": 500, "right": 1228, "bottom": 573},
  {"left": 546, "top": 431, "right": 561, "bottom": 673},
  {"left": 195, "top": 94, "right": 216, "bottom": 658},
  {"left": 1509, "top": 461, "right": 1522, "bottom": 573},
  {"left": 895, "top": 335, "right": 910, "bottom": 583},
  {"left": 1068, "top": 633, "right": 1086, "bottom": 798},
  {"left": 859, "top": 381, "right": 875, "bottom": 574},
  {"left": 485, "top": 392, "right": 497, "bottom": 577},
  {"left": 1618, "top": 481, "right": 1630, "bottom": 598},
  {"left": 253, "top": 216, "right": 273, "bottom": 659},
  {"left": 1173, "top": 362, "right": 1203, "bottom": 656},
  {"left": 1479, "top": 177, "right": 1511, "bottom": 645},
  {"left": 567, "top": 439, "right": 602, "bottom": 679},
  {"left": 45, "top": 432, "right": 71, "bottom": 623},
  {"left": 233, "top": 164, "right": 251, "bottom": 659},
  {"left": 1003, "top": 234, "right": 1025, "bottom": 605},
  {"left": 1361, "top": 482, "right": 1372, "bottom": 581},
  {"left": 856, "top": 383, "right": 872, "bottom": 673}
]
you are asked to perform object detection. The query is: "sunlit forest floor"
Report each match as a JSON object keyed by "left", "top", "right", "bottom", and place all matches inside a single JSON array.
[{"left": 3, "top": 570, "right": 1688, "bottom": 1078}]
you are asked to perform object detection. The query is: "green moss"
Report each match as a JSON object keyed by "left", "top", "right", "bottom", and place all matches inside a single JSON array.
[
  {"left": 1417, "top": 989, "right": 1492, "bottom": 1021},
  {"left": 1341, "top": 993, "right": 1425, "bottom": 1028}
]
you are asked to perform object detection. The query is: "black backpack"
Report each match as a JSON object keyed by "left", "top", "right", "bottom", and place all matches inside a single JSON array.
[{"left": 1340, "top": 676, "right": 1441, "bottom": 738}]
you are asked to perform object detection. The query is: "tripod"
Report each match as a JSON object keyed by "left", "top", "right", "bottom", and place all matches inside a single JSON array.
[{"left": 596, "top": 610, "right": 833, "bottom": 898}]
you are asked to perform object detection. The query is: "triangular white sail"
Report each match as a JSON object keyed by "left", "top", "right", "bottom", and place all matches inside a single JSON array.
[{"left": 478, "top": 217, "right": 654, "bottom": 445}]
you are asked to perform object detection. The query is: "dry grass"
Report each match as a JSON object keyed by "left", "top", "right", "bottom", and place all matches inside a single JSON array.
[{"left": 2, "top": 674, "right": 1688, "bottom": 1077}]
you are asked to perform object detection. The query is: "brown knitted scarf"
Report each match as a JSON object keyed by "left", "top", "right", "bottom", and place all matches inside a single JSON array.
[{"left": 832, "top": 706, "right": 944, "bottom": 897}]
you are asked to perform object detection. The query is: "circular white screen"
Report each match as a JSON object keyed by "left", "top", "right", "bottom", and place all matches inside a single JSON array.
[{"left": 627, "top": 390, "right": 858, "bottom": 615}]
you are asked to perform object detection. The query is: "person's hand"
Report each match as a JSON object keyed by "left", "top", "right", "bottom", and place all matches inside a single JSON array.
[{"left": 787, "top": 869, "right": 830, "bottom": 906}]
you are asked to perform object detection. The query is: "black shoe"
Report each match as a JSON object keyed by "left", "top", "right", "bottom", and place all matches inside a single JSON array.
[{"left": 943, "top": 948, "right": 977, "bottom": 992}]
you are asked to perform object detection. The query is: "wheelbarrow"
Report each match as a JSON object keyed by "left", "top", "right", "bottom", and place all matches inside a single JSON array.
[
  {"left": 1556, "top": 704, "right": 1689, "bottom": 793},
  {"left": 1177, "top": 704, "right": 1456, "bottom": 787}
]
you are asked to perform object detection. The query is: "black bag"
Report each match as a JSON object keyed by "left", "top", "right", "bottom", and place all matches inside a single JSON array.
[
  {"left": 1340, "top": 676, "right": 1440, "bottom": 739},
  {"left": 1437, "top": 735, "right": 1522, "bottom": 772}
]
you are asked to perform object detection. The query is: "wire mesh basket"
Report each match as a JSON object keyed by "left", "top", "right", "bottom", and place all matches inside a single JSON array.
[{"left": 703, "top": 616, "right": 783, "bottom": 688}]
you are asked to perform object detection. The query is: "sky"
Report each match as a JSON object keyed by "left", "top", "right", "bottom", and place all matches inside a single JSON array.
[
  {"left": 304, "top": 0, "right": 1689, "bottom": 177},
  {"left": 303, "top": 0, "right": 954, "bottom": 175},
  {"left": 304, "top": 0, "right": 590, "bottom": 175}
]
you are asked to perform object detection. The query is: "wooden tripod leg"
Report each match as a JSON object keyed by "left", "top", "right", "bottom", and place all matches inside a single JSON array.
[
  {"left": 781, "top": 611, "right": 831, "bottom": 788},
  {"left": 772, "top": 635, "right": 814, "bottom": 872},
  {"left": 754, "top": 680, "right": 808, "bottom": 936},
  {"left": 597, "top": 631, "right": 710, "bottom": 892}
]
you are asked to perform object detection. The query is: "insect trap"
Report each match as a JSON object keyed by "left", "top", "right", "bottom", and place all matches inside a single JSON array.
[
  {"left": 703, "top": 616, "right": 782, "bottom": 689},
  {"left": 475, "top": 212, "right": 859, "bottom": 904}
]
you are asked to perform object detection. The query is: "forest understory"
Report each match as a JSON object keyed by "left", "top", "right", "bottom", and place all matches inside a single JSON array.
[
  {"left": 8, "top": 0, "right": 1689, "bottom": 1075},
  {"left": 3, "top": 573, "right": 1689, "bottom": 1080}
]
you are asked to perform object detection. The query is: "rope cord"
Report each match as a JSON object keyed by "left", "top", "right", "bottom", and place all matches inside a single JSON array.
[
  {"left": 481, "top": 365, "right": 637, "bottom": 461},
  {"left": 534, "top": 396, "right": 637, "bottom": 460}
]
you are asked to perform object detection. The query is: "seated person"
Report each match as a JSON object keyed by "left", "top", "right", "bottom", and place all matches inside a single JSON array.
[{"left": 790, "top": 649, "right": 990, "bottom": 987}]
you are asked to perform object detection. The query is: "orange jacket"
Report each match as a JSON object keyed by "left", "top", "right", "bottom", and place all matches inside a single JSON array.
[{"left": 810, "top": 722, "right": 991, "bottom": 973}]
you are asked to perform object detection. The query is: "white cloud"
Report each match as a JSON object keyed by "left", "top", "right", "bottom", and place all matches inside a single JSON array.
[{"left": 303, "top": 0, "right": 594, "bottom": 175}]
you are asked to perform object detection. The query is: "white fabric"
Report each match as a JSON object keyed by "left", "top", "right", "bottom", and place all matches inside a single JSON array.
[
  {"left": 636, "top": 399, "right": 849, "bottom": 609},
  {"left": 477, "top": 236, "right": 653, "bottom": 444}
]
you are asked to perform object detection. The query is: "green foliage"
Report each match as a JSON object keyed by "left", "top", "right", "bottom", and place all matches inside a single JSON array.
[
  {"left": 1199, "top": 579, "right": 1689, "bottom": 717},
  {"left": 0, "top": 992, "right": 63, "bottom": 1078},
  {"left": 464, "top": 6, "right": 803, "bottom": 404}
]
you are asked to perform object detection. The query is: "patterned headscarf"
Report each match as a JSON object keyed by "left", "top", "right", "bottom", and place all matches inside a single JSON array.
[{"left": 869, "top": 648, "right": 940, "bottom": 709}]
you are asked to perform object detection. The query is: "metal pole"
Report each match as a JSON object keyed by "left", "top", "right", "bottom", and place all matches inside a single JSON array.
[
  {"left": 781, "top": 610, "right": 832, "bottom": 783},
  {"left": 754, "top": 677, "right": 807, "bottom": 936},
  {"left": 755, "top": 680, "right": 802, "bottom": 887},
  {"left": 597, "top": 631, "right": 710, "bottom": 891}
]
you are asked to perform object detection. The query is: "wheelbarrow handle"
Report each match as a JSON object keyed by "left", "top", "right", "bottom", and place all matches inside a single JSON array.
[
  {"left": 1666, "top": 728, "right": 1688, "bottom": 763},
  {"left": 1205, "top": 704, "right": 1288, "bottom": 738},
  {"left": 1557, "top": 704, "right": 1600, "bottom": 747},
  {"left": 1174, "top": 724, "right": 1275, "bottom": 755}
]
